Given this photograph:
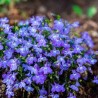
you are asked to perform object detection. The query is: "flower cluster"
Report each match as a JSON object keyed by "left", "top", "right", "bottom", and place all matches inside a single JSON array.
[{"left": 0, "top": 16, "right": 98, "bottom": 98}]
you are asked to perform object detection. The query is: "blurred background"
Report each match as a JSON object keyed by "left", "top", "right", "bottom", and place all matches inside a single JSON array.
[{"left": 0, "top": 0, "right": 98, "bottom": 50}]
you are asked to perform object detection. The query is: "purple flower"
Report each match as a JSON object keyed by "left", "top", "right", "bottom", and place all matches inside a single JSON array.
[
  {"left": 70, "top": 85, "right": 79, "bottom": 91},
  {"left": 0, "top": 43, "right": 3, "bottom": 50},
  {"left": 67, "top": 93, "right": 76, "bottom": 98},
  {"left": 49, "top": 48, "right": 60, "bottom": 57},
  {"left": 26, "top": 56, "right": 36, "bottom": 64},
  {"left": 49, "top": 34, "right": 62, "bottom": 47},
  {"left": 23, "top": 77, "right": 32, "bottom": 85},
  {"left": 23, "top": 40, "right": 33, "bottom": 48},
  {"left": 93, "top": 76, "right": 98, "bottom": 84},
  {"left": 38, "top": 38, "right": 46, "bottom": 47},
  {"left": 18, "top": 27, "right": 29, "bottom": 37},
  {"left": 76, "top": 65, "right": 87, "bottom": 74},
  {"left": 74, "top": 38, "right": 83, "bottom": 45},
  {"left": 38, "top": 55, "right": 47, "bottom": 62},
  {"left": 33, "top": 74, "right": 46, "bottom": 84},
  {"left": 70, "top": 70, "right": 80, "bottom": 80},
  {"left": 6, "top": 90, "right": 14, "bottom": 98},
  {"left": 82, "top": 32, "right": 94, "bottom": 48},
  {"left": 17, "top": 46, "right": 29, "bottom": 56},
  {"left": 54, "top": 20, "right": 64, "bottom": 31},
  {"left": 0, "top": 17, "right": 9, "bottom": 23},
  {"left": 39, "top": 87, "right": 47, "bottom": 95},
  {"left": 50, "top": 94, "right": 59, "bottom": 98},
  {"left": 39, "top": 66, "right": 52, "bottom": 74},
  {"left": 8, "top": 59, "right": 18, "bottom": 71},
  {"left": 57, "top": 56, "right": 65, "bottom": 65},
  {"left": 19, "top": 81, "right": 26, "bottom": 88},
  {"left": 7, "top": 41, "right": 19, "bottom": 48},
  {"left": 71, "top": 21, "right": 79, "bottom": 28},
  {"left": 51, "top": 83, "right": 65, "bottom": 93},
  {"left": 4, "top": 49, "right": 13, "bottom": 59},
  {"left": 25, "top": 86, "right": 34, "bottom": 92},
  {"left": 73, "top": 45, "right": 84, "bottom": 53}
]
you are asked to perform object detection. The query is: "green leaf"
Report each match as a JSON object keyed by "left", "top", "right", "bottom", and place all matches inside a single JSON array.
[
  {"left": 72, "top": 5, "right": 83, "bottom": 16},
  {"left": 0, "top": 51, "right": 3, "bottom": 57},
  {"left": 87, "top": 6, "right": 97, "bottom": 18},
  {"left": 5, "top": 0, "right": 11, "bottom": 5},
  {"left": 0, "top": 0, "right": 5, "bottom": 5},
  {"left": 56, "top": 15, "right": 61, "bottom": 20}
]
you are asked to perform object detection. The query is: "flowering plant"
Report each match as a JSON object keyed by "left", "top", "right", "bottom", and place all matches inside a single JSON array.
[{"left": 0, "top": 16, "right": 98, "bottom": 98}]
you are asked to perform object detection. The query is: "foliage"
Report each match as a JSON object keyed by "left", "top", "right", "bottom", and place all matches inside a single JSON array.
[
  {"left": 87, "top": 6, "right": 97, "bottom": 18},
  {"left": 0, "top": 16, "right": 98, "bottom": 98},
  {"left": 0, "top": 0, "right": 20, "bottom": 5},
  {"left": 72, "top": 5, "right": 83, "bottom": 16}
]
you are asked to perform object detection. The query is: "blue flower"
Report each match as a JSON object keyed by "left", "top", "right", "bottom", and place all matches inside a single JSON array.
[
  {"left": 25, "top": 86, "right": 34, "bottom": 92},
  {"left": 70, "top": 85, "right": 79, "bottom": 91},
  {"left": 8, "top": 59, "right": 18, "bottom": 71},
  {"left": 67, "top": 93, "right": 76, "bottom": 98},
  {"left": 39, "top": 66, "right": 52, "bottom": 74},
  {"left": 54, "top": 20, "right": 64, "bottom": 31},
  {"left": 93, "top": 76, "right": 98, "bottom": 84},
  {"left": 76, "top": 65, "right": 87, "bottom": 74},
  {"left": 51, "top": 83, "right": 65, "bottom": 93},
  {"left": 33, "top": 74, "right": 46, "bottom": 84},
  {"left": 82, "top": 32, "right": 94, "bottom": 48},
  {"left": 0, "top": 43, "right": 3, "bottom": 50},
  {"left": 70, "top": 70, "right": 80, "bottom": 80}
]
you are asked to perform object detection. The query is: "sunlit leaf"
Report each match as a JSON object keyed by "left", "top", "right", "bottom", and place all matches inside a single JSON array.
[
  {"left": 87, "top": 6, "right": 97, "bottom": 18},
  {"left": 72, "top": 5, "right": 83, "bottom": 16},
  {"left": 0, "top": 0, "right": 5, "bottom": 5}
]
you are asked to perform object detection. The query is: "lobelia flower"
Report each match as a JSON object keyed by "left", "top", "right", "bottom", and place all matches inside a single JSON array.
[
  {"left": 25, "top": 86, "right": 34, "bottom": 92},
  {"left": 17, "top": 46, "right": 29, "bottom": 56},
  {"left": 38, "top": 55, "right": 47, "bottom": 62},
  {"left": 73, "top": 45, "right": 84, "bottom": 53},
  {"left": 7, "top": 41, "right": 19, "bottom": 48},
  {"left": 51, "top": 83, "right": 65, "bottom": 93},
  {"left": 71, "top": 21, "right": 79, "bottom": 28},
  {"left": 70, "top": 85, "right": 79, "bottom": 92},
  {"left": 49, "top": 48, "right": 60, "bottom": 57},
  {"left": 70, "top": 70, "right": 80, "bottom": 80},
  {"left": 82, "top": 32, "right": 94, "bottom": 48},
  {"left": 37, "top": 38, "right": 46, "bottom": 47},
  {"left": 18, "top": 27, "right": 29, "bottom": 37},
  {"left": 93, "top": 76, "right": 98, "bottom": 84},
  {"left": 54, "top": 19, "right": 64, "bottom": 31},
  {"left": 39, "top": 66, "right": 52, "bottom": 74},
  {"left": 57, "top": 56, "right": 65, "bottom": 65},
  {"left": 50, "top": 94, "right": 59, "bottom": 98},
  {"left": 23, "top": 77, "right": 32, "bottom": 85},
  {"left": 0, "top": 43, "right": 3, "bottom": 50},
  {"left": 39, "top": 86, "right": 47, "bottom": 95},
  {"left": 6, "top": 90, "right": 14, "bottom": 98},
  {"left": 33, "top": 74, "right": 46, "bottom": 84},
  {"left": 76, "top": 65, "right": 87, "bottom": 74},
  {"left": 70, "top": 82, "right": 80, "bottom": 92},
  {"left": 4, "top": 49, "right": 14, "bottom": 59},
  {"left": 7, "top": 59, "right": 18, "bottom": 71},
  {"left": 23, "top": 40, "right": 33, "bottom": 48},
  {"left": 19, "top": 81, "right": 26, "bottom": 88},
  {"left": 26, "top": 56, "right": 37, "bottom": 65},
  {"left": 67, "top": 93, "right": 76, "bottom": 98},
  {"left": 0, "top": 17, "right": 9, "bottom": 23}
]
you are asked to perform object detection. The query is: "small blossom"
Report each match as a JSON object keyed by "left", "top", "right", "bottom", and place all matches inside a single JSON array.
[{"left": 51, "top": 83, "right": 65, "bottom": 93}]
